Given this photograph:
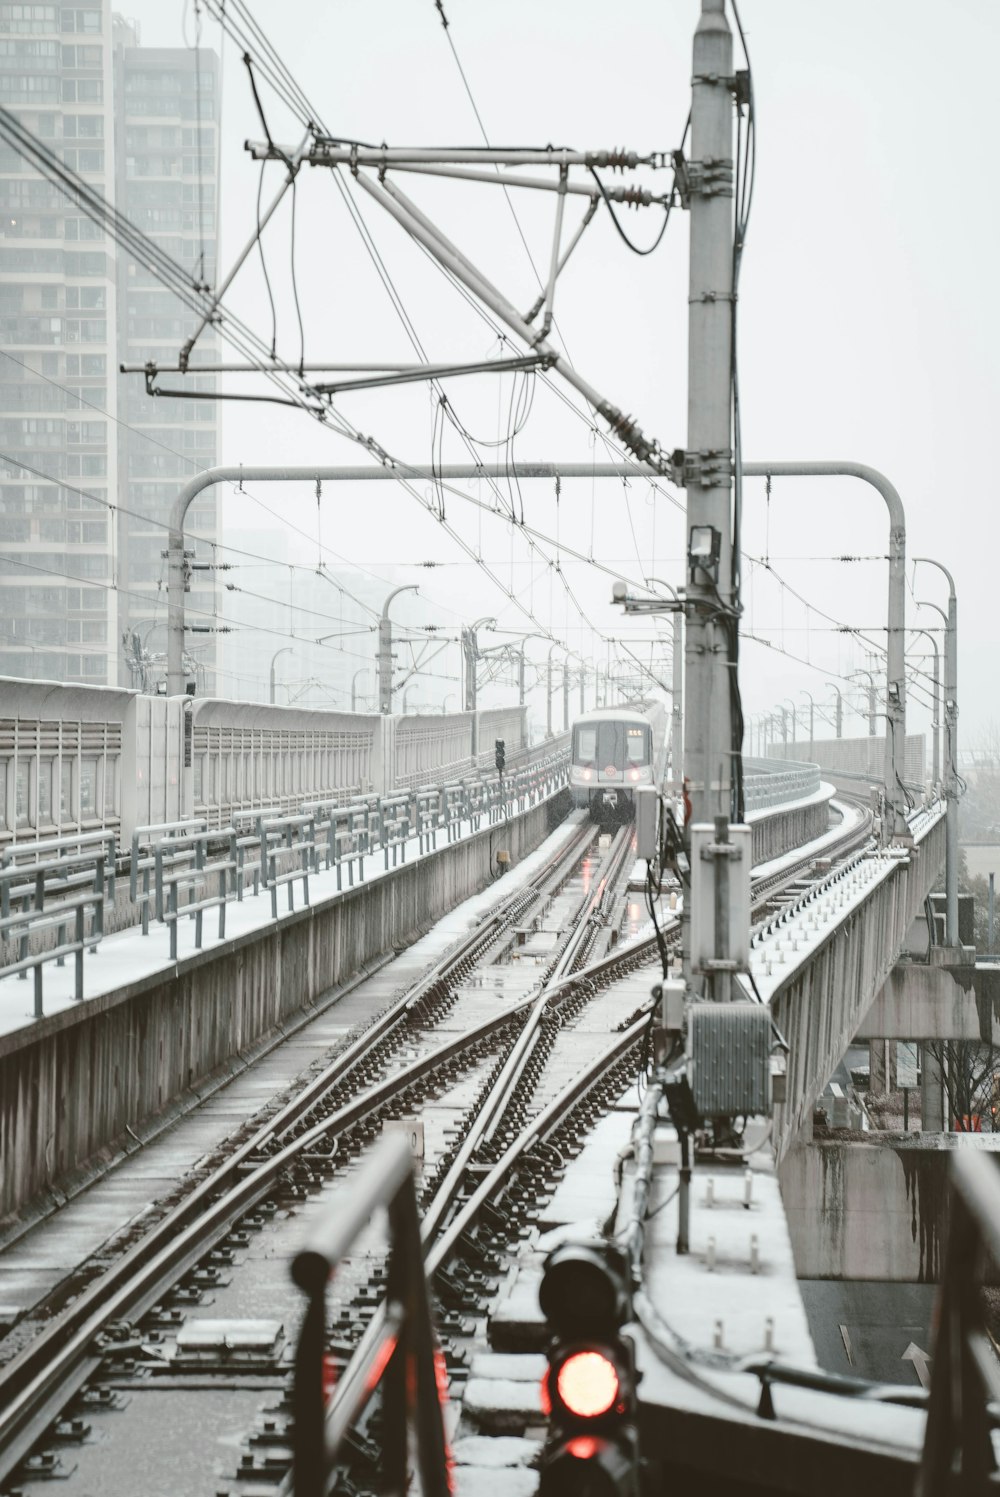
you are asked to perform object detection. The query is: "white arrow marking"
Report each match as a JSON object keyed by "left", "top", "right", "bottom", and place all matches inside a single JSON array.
[{"left": 901, "top": 1341, "right": 932, "bottom": 1389}]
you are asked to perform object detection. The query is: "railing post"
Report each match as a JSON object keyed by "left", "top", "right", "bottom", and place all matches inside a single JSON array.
[
  {"left": 292, "top": 1285, "right": 327, "bottom": 1497},
  {"left": 74, "top": 902, "right": 84, "bottom": 1001},
  {"left": 93, "top": 852, "right": 105, "bottom": 945},
  {"left": 387, "top": 1170, "right": 451, "bottom": 1497},
  {"left": 169, "top": 879, "right": 178, "bottom": 961}
]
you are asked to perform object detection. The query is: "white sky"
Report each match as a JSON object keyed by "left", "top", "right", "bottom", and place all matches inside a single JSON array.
[{"left": 123, "top": 0, "right": 999, "bottom": 747}]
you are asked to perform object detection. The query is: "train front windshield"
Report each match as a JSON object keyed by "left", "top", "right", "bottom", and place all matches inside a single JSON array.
[{"left": 574, "top": 723, "right": 649, "bottom": 769}]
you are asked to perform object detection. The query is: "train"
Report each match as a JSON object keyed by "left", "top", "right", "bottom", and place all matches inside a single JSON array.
[{"left": 568, "top": 705, "right": 665, "bottom": 822}]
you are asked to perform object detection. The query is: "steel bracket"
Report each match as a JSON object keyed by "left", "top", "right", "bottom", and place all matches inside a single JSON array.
[
  {"left": 673, "top": 447, "right": 733, "bottom": 489},
  {"left": 699, "top": 842, "right": 744, "bottom": 862},
  {"left": 672, "top": 151, "right": 733, "bottom": 205}
]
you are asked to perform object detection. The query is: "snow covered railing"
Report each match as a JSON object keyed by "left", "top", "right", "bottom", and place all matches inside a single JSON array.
[{"left": 743, "top": 757, "right": 821, "bottom": 813}]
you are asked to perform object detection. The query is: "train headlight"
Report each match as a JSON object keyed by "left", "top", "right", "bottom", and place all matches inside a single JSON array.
[
  {"left": 628, "top": 769, "right": 640, "bottom": 782},
  {"left": 582, "top": 768, "right": 592, "bottom": 782}
]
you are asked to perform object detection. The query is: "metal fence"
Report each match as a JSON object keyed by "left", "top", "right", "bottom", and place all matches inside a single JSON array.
[{"left": 1, "top": 748, "right": 569, "bottom": 1015}]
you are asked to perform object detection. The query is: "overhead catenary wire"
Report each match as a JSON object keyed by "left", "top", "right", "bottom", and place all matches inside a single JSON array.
[
  {"left": 0, "top": 551, "right": 378, "bottom": 665},
  {"left": 152, "top": 7, "right": 676, "bottom": 686}
]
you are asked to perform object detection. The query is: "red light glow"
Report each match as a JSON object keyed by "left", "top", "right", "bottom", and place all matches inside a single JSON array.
[
  {"left": 567, "top": 1436, "right": 602, "bottom": 1460},
  {"left": 556, "top": 1351, "right": 619, "bottom": 1419}
]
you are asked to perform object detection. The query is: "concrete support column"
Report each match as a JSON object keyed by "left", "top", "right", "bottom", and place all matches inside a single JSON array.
[
  {"left": 921, "top": 1044, "right": 945, "bottom": 1131},
  {"left": 869, "top": 1038, "right": 897, "bottom": 1096}
]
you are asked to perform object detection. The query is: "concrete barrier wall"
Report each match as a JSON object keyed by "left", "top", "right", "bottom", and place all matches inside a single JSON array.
[
  {"left": 780, "top": 1135, "right": 1000, "bottom": 1283},
  {"left": 749, "top": 790, "right": 833, "bottom": 864},
  {"left": 771, "top": 813, "right": 947, "bottom": 1162},
  {"left": 0, "top": 792, "right": 564, "bottom": 1227}
]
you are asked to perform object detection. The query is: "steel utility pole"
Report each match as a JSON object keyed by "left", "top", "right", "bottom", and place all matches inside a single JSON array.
[
  {"left": 851, "top": 669, "right": 877, "bottom": 737},
  {"left": 828, "top": 684, "right": 843, "bottom": 739},
  {"left": 461, "top": 615, "right": 497, "bottom": 712},
  {"left": 682, "top": 0, "right": 735, "bottom": 829},
  {"left": 915, "top": 559, "right": 959, "bottom": 948},
  {"left": 784, "top": 699, "right": 798, "bottom": 746},
  {"left": 546, "top": 643, "right": 560, "bottom": 738},
  {"left": 269, "top": 646, "right": 293, "bottom": 705},
  {"left": 379, "top": 585, "right": 418, "bottom": 714},
  {"left": 910, "top": 623, "right": 941, "bottom": 787},
  {"left": 800, "top": 691, "right": 815, "bottom": 749}
]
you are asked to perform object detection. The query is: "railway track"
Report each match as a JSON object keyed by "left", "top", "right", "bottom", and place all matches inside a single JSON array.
[
  {"left": 0, "top": 815, "right": 624, "bottom": 1487},
  {"left": 0, "top": 795, "right": 874, "bottom": 1493}
]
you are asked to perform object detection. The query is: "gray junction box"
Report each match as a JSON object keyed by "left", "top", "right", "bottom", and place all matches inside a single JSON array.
[{"left": 689, "top": 1001, "right": 772, "bottom": 1118}]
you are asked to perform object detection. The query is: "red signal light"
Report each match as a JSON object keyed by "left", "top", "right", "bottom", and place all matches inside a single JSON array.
[{"left": 556, "top": 1350, "right": 620, "bottom": 1419}]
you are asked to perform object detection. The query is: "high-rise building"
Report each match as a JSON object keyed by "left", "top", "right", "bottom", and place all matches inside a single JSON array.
[
  {"left": 0, "top": 1, "right": 119, "bottom": 683},
  {"left": 0, "top": 1, "right": 219, "bottom": 689},
  {"left": 114, "top": 19, "right": 220, "bottom": 693}
]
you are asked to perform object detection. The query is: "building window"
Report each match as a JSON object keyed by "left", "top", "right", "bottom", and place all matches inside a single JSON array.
[
  {"left": 0, "top": 6, "right": 59, "bottom": 36},
  {"left": 62, "top": 8, "right": 101, "bottom": 32}
]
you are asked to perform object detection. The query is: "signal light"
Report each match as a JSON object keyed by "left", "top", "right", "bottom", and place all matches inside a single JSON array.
[
  {"left": 538, "top": 1241, "right": 640, "bottom": 1496},
  {"left": 555, "top": 1351, "right": 620, "bottom": 1419},
  {"left": 495, "top": 737, "right": 506, "bottom": 774}
]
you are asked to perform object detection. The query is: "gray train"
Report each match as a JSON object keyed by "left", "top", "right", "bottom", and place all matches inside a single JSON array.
[{"left": 568, "top": 706, "right": 664, "bottom": 822}]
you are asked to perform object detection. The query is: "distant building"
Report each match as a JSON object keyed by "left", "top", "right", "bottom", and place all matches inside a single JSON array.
[{"left": 0, "top": 0, "right": 219, "bottom": 688}]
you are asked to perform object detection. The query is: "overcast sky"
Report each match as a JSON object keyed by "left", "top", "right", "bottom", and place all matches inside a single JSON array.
[{"left": 123, "top": 0, "right": 998, "bottom": 750}]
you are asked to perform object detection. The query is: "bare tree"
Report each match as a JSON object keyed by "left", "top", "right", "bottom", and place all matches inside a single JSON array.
[{"left": 924, "top": 1040, "right": 1000, "bottom": 1131}]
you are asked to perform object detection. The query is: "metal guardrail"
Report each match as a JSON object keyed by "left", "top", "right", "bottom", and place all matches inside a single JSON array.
[
  {"left": 743, "top": 757, "right": 822, "bottom": 814},
  {"left": 0, "top": 863, "right": 103, "bottom": 1015},
  {"left": 291, "top": 1131, "right": 450, "bottom": 1497},
  {"left": 915, "top": 1151, "right": 1000, "bottom": 1494},
  {"left": 0, "top": 840, "right": 112, "bottom": 1014},
  {"left": 0, "top": 751, "right": 570, "bottom": 1011}
]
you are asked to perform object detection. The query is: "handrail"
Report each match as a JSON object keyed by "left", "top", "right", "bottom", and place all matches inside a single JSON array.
[
  {"left": 291, "top": 1131, "right": 450, "bottom": 1497},
  {"left": 916, "top": 1150, "right": 1000, "bottom": 1494}
]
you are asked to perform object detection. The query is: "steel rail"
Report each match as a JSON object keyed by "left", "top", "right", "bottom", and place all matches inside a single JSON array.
[
  {"left": 0, "top": 820, "right": 597, "bottom": 1482},
  {"left": 305, "top": 797, "right": 884, "bottom": 1486},
  {"left": 286, "top": 1012, "right": 649, "bottom": 1495},
  {"left": 0, "top": 800, "right": 877, "bottom": 1480}
]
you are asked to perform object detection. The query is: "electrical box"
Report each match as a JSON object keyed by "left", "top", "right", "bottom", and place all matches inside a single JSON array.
[
  {"left": 689, "top": 1001, "right": 771, "bottom": 1118},
  {"left": 689, "top": 822, "right": 751, "bottom": 975},
  {"left": 634, "top": 786, "right": 660, "bottom": 862},
  {"left": 659, "top": 978, "right": 686, "bottom": 1031}
]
